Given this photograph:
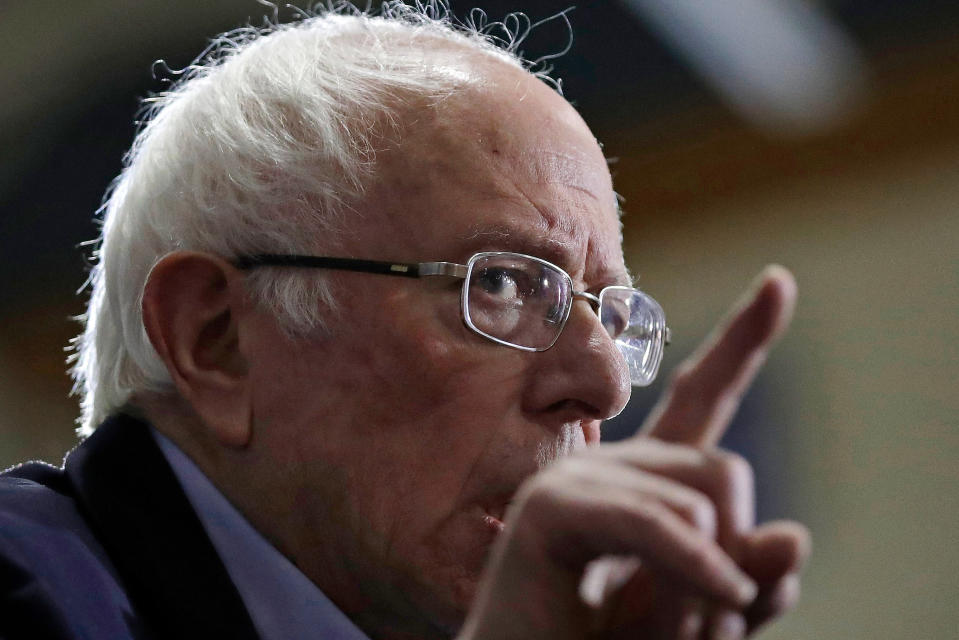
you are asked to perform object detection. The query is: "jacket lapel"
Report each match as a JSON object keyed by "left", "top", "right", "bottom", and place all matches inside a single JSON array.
[{"left": 66, "top": 414, "right": 260, "bottom": 640}]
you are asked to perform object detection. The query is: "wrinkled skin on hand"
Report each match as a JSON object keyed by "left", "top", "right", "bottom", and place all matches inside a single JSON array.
[{"left": 460, "top": 266, "right": 811, "bottom": 640}]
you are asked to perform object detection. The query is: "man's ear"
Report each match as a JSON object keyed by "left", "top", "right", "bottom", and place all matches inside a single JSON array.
[{"left": 141, "top": 251, "right": 252, "bottom": 448}]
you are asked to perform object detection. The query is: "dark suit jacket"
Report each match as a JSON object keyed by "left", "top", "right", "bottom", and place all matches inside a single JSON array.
[{"left": 0, "top": 414, "right": 260, "bottom": 639}]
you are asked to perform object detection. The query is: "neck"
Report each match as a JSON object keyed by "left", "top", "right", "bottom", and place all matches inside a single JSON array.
[{"left": 135, "top": 394, "right": 461, "bottom": 640}]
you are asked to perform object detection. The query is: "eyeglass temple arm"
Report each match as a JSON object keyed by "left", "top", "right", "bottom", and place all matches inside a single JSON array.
[
  {"left": 235, "top": 255, "right": 669, "bottom": 344},
  {"left": 234, "top": 255, "right": 468, "bottom": 279}
]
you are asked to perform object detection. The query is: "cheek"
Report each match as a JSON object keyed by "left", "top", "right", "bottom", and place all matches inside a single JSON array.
[
  {"left": 367, "top": 289, "right": 518, "bottom": 412},
  {"left": 353, "top": 308, "right": 528, "bottom": 507},
  {"left": 377, "top": 317, "right": 531, "bottom": 423}
]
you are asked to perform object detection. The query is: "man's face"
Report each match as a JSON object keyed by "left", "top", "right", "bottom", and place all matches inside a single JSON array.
[{"left": 241, "top": 60, "right": 632, "bottom": 635}]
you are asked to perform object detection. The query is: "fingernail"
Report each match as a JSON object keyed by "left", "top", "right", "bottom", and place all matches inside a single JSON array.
[{"left": 710, "top": 611, "right": 746, "bottom": 640}]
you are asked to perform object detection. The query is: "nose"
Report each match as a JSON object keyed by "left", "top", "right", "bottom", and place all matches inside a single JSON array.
[{"left": 524, "top": 298, "right": 632, "bottom": 422}]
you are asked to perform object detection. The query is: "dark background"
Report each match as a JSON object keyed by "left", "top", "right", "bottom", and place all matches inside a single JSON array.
[{"left": 2, "top": 2, "right": 958, "bottom": 637}]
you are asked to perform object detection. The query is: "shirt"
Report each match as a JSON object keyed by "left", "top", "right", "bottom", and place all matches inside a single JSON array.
[{"left": 153, "top": 429, "right": 370, "bottom": 640}]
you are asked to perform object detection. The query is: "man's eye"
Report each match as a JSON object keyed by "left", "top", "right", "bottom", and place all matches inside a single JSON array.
[{"left": 478, "top": 268, "right": 521, "bottom": 301}]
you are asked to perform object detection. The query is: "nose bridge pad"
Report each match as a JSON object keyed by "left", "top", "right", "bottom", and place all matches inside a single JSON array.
[
  {"left": 570, "top": 292, "right": 608, "bottom": 345},
  {"left": 572, "top": 290, "right": 602, "bottom": 316},
  {"left": 569, "top": 291, "right": 604, "bottom": 338}
]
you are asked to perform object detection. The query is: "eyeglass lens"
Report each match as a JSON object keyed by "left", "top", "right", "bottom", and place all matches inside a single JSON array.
[
  {"left": 599, "top": 287, "right": 666, "bottom": 386},
  {"left": 465, "top": 253, "right": 573, "bottom": 350},
  {"left": 464, "top": 252, "right": 665, "bottom": 386}
]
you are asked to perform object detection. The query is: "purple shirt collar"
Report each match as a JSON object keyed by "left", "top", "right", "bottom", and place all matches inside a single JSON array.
[{"left": 152, "top": 429, "right": 370, "bottom": 640}]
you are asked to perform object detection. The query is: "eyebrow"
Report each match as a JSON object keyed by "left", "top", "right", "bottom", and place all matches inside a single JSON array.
[
  {"left": 458, "top": 225, "right": 573, "bottom": 265},
  {"left": 457, "top": 224, "right": 633, "bottom": 289}
]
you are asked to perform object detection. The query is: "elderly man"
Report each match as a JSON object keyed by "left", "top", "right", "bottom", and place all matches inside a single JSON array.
[{"left": 0, "top": 4, "right": 808, "bottom": 640}]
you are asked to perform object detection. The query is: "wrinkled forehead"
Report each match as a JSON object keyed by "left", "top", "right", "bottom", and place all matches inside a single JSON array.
[
  {"left": 431, "top": 64, "right": 615, "bottom": 207},
  {"left": 358, "top": 61, "right": 623, "bottom": 283}
]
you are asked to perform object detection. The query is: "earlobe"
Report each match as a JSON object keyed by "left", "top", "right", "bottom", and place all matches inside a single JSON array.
[{"left": 142, "top": 251, "right": 253, "bottom": 448}]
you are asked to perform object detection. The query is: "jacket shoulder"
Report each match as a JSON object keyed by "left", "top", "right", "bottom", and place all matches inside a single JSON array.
[
  {"left": 0, "top": 462, "right": 88, "bottom": 537},
  {"left": 0, "top": 464, "right": 143, "bottom": 639}
]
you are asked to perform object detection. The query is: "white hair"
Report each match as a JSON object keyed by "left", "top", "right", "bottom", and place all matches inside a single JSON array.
[{"left": 69, "top": 1, "right": 571, "bottom": 435}]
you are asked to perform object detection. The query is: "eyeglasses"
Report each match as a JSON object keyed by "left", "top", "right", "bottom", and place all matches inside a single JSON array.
[{"left": 235, "top": 251, "right": 671, "bottom": 386}]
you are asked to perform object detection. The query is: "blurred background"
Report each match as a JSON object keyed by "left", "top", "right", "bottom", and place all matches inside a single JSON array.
[{"left": 1, "top": 0, "right": 956, "bottom": 637}]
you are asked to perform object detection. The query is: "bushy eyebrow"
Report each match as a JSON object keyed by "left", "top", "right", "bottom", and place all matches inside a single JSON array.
[
  {"left": 458, "top": 224, "right": 572, "bottom": 264},
  {"left": 457, "top": 224, "right": 633, "bottom": 289}
]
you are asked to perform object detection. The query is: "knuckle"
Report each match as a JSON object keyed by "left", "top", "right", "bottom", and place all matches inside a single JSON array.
[
  {"left": 514, "top": 462, "right": 588, "bottom": 523},
  {"left": 678, "top": 612, "right": 704, "bottom": 640},
  {"left": 629, "top": 499, "right": 676, "bottom": 542},
  {"left": 755, "top": 574, "right": 802, "bottom": 622},
  {"left": 511, "top": 480, "right": 564, "bottom": 537},
  {"left": 686, "top": 541, "right": 721, "bottom": 577},
  {"left": 684, "top": 493, "right": 718, "bottom": 538},
  {"left": 549, "top": 455, "right": 595, "bottom": 484},
  {"left": 678, "top": 500, "right": 716, "bottom": 538},
  {"left": 666, "top": 483, "right": 718, "bottom": 537},
  {"left": 775, "top": 573, "right": 802, "bottom": 611},
  {"left": 709, "top": 449, "right": 754, "bottom": 493},
  {"left": 516, "top": 474, "right": 558, "bottom": 514}
]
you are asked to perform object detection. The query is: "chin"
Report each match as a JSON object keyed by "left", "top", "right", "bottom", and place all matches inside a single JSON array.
[{"left": 395, "top": 508, "right": 502, "bottom": 636}]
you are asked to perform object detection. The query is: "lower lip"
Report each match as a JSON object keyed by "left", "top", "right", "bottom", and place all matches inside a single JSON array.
[{"left": 483, "top": 514, "right": 506, "bottom": 533}]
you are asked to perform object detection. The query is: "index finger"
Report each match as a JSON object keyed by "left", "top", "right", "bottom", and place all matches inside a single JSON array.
[{"left": 640, "top": 265, "right": 797, "bottom": 447}]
